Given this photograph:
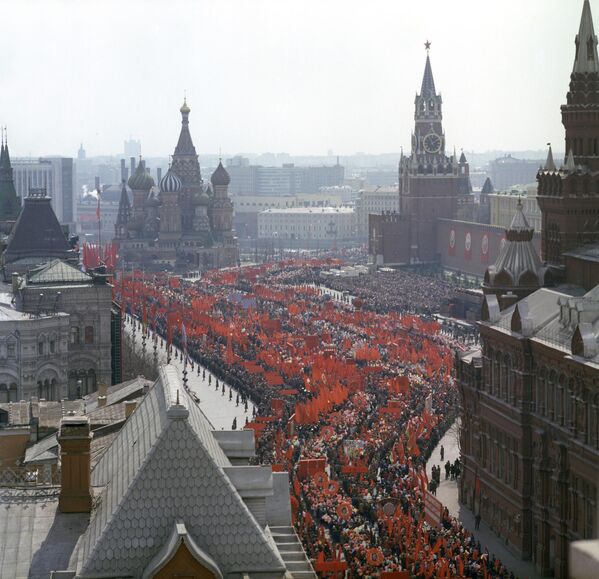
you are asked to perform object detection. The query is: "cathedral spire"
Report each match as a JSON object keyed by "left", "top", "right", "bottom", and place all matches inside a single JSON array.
[
  {"left": 174, "top": 98, "right": 197, "bottom": 157},
  {"left": 573, "top": 0, "right": 599, "bottom": 74}
]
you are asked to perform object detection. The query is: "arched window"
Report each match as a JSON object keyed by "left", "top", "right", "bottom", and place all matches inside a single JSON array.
[
  {"left": 71, "top": 326, "right": 80, "bottom": 345},
  {"left": 8, "top": 383, "right": 17, "bottom": 403},
  {"left": 85, "top": 326, "right": 94, "bottom": 344},
  {"left": 38, "top": 339, "right": 44, "bottom": 356},
  {"left": 0, "top": 383, "right": 7, "bottom": 403},
  {"left": 536, "top": 368, "right": 546, "bottom": 416}
]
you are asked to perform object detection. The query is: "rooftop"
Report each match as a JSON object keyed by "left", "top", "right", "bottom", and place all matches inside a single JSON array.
[{"left": 261, "top": 206, "right": 354, "bottom": 215}]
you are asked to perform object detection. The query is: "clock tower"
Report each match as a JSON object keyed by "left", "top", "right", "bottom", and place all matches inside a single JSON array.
[{"left": 397, "top": 43, "right": 472, "bottom": 264}]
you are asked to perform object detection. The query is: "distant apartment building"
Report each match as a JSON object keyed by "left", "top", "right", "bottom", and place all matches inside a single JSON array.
[
  {"left": 226, "top": 162, "right": 344, "bottom": 195},
  {"left": 257, "top": 206, "right": 355, "bottom": 245},
  {"left": 489, "top": 183, "right": 541, "bottom": 232},
  {"left": 488, "top": 155, "right": 544, "bottom": 190},
  {"left": 355, "top": 187, "right": 400, "bottom": 240},
  {"left": 12, "top": 157, "right": 75, "bottom": 224},
  {"left": 232, "top": 192, "right": 344, "bottom": 238}
]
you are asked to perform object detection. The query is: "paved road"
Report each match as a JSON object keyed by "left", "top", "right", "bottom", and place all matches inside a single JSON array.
[
  {"left": 427, "top": 421, "right": 542, "bottom": 579},
  {"left": 124, "top": 317, "right": 256, "bottom": 431}
]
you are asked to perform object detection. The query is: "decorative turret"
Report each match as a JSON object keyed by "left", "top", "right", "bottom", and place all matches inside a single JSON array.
[
  {"left": 210, "top": 160, "right": 234, "bottom": 242},
  {"left": 114, "top": 180, "right": 131, "bottom": 240},
  {"left": 483, "top": 200, "right": 549, "bottom": 311},
  {"left": 210, "top": 160, "right": 231, "bottom": 188}
]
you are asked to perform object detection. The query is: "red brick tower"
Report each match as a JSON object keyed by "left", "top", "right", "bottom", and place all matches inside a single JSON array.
[
  {"left": 537, "top": 0, "right": 599, "bottom": 267},
  {"left": 398, "top": 43, "right": 472, "bottom": 264}
]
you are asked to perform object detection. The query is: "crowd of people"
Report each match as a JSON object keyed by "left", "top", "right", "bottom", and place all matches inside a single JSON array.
[{"left": 116, "top": 260, "right": 514, "bottom": 578}]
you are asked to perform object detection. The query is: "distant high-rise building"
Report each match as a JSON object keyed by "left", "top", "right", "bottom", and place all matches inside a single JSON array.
[
  {"left": 123, "top": 138, "right": 141, "bottom": 158},
  {"left": 226, "top": 163, "right": 344, "bottom": 196},
  {"left": 77, "top": 143, "right": 86, "bottom": 160},
  {"left": 12, "top": 157, "right": 75, "bottom": 224}
]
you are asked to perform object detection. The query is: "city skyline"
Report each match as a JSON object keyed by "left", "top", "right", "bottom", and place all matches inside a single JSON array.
[{"left": 0, "top": 0, "right": 587, "bottom": 158}]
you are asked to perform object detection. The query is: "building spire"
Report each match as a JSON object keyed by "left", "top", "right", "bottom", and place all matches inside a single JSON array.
[
  {"left": 420, "top": 45, "right": 436, "bottom": 100},
  {"left": 573, "top": 0, "right": 599, "bottom": 73}
]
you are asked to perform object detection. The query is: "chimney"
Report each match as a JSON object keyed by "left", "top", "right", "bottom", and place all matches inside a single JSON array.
[
  {"left": 94, "top": 176, "right": 100, "bottom": 192},
  {"left": 120, "top": 159, "right": 126, "bottom": 181},
  {"left": 97, "top": 396, "right": 107, "bottom": 408},
  {"left": 130, "top": 156, "right": 136, "bottom": 176},
  {"left": 98, "top": 383, "right": 108, "bottom": 398},
  {"left": 58, "top": 414, "right": 92, "bottom": 513},
  {"left": 11, "top": 272, "right": 19, "bottom": 293},
  {"left": 125, "top": 400, "right": 137, "bottom": 418},
  {"left": 157, "top": 167, "right": 162, "bottom": 183}
]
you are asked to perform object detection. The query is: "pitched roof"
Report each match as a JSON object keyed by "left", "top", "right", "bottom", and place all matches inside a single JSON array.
[
  {"left": 25, "top": 259, "right": 91, "bottom": 285},
  {"left": 420, "top": 54, "right": 437, "bottom": 100},
  {"left": 3, "top": 192, "right": 72, "bottom": 265},
  {"left": 76, "top": 365, "right": 285, "bottom": 577},
  {"left": 573, "top": 0, "right": 599, "bottom": 74}
]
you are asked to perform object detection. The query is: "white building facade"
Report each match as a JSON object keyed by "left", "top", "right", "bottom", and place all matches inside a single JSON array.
[
  {"left": 257, "top": 206, "right": 355, "bottom": 242},
  {"left": 355, "top": 187, "right": 400, "bottom": 239}
]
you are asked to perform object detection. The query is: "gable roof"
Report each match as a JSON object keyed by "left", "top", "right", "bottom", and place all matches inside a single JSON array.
[{"left": 75, "top": 365, "right": 285, "bottom": 578}]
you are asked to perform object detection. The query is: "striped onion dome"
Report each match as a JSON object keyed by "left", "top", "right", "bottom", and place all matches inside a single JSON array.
[{"left": 159, "top": 168, "right": 182, "bottom": 193}]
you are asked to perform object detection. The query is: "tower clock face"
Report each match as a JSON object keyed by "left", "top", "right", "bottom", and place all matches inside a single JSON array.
[{"left": 423, "top": 133, "right": 442, "bottom": 154}]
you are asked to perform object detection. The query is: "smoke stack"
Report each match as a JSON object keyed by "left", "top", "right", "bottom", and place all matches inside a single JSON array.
[
  {"left": 157, "top": 167, "right": 162, "bottom": 183},
  {"left": 94, "top": 176, "right": 100, "bottom": 192},
  {"left": 120, "top": 159, "right": 126, "bottom": 181},
  {"left": 130, "top": 156, "right": 136, "bottom": 176},
  {"left": 58, "top": 414, "right": 92, "bottom": 513},
  {"left": 125, "top": 400, "right": 137, "bottom": 418}
]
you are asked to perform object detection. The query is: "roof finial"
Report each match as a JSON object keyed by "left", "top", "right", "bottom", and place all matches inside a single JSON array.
[{"left": 424, "top": 39, "right": 431, "bottom": 52}]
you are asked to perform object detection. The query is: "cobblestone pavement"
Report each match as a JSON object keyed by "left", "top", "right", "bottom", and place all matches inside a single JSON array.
[
  {"left": 426, "top": 420, "right": 542, "bottom": 579},
  {"left": 124, "top": 318, "right": 256, "bottom": 431}
]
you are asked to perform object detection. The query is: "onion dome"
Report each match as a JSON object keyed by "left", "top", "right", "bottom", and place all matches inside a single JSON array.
[
  {"left": 196, "top": 189, "right": 210, "bottom": 205},
  {"left": 180, "top": 98, "right": 190, "bottom": 115},
  {"left": 128, "top": 162, "right": 155, "bottom": 191},
  {"left": 210, "top": 160, "right": 230, "bottom": 187},
  {"left": 160, "top": 168, "right": 182, "bottom": 193}
]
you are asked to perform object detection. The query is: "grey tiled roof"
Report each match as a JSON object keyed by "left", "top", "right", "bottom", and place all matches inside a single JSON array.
[{"left": 75, "top": 365, "right": 285, "bottom": 578}]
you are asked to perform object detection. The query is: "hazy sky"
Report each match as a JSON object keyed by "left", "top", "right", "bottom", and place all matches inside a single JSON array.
[{"left": 0, "top": 0, "right": 589, "bottom": 158}]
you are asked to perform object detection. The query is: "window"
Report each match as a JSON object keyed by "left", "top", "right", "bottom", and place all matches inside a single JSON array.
[
  {"left": 71, "top": 326, "right": 80, "bottom": 345},
  {"left": 50, "top": 340, "right": 55, "bottom": 354},
  {"left": 38, "top": 340, "right": 44, "bottom": 355},
  {"left": 85, "top": 326, "right": 94, "bottom": 344},
  {"left": 7, "top": 343, "right": 15, "bottom": 358}
]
